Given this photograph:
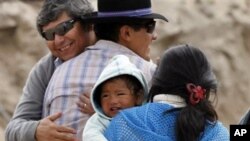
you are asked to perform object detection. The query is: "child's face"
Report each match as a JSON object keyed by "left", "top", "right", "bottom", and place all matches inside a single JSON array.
[{"left": 100, "top": 78, "right": 141, "bottom": 117}]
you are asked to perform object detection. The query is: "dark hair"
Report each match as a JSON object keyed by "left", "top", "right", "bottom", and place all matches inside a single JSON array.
[
  {"left": 148, "top": 44, "right": 218, "bottom": 141},
  {"left": 97, "top": 74, "right": 143, "bottom": 107},
  {"left": 94, "top": 19, "right": 152, "bottom": 42},
  {"left": 36, "top": 0, "right": 94, "bottom": 36}
]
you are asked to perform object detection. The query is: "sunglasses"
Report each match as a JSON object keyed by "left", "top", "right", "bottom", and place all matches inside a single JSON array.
[
  {"left": 132, "top": 20, "right": 156, "bottom": 33},
  {"left": 42, "top": 19, "right": 76, "bottom": 41},
  {"left": 142, "top": 20, "right": 156, "bottom": 33}
]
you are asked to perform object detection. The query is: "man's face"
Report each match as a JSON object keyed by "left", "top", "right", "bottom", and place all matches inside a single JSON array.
[
  {"left": 42, "top": 12, "right": 94, "bottom": 61},
  {"left": 122, "top": 20, "right": 157, "bottom": 61}
]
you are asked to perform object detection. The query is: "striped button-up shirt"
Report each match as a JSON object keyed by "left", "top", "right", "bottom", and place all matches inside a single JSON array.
[{"left": 43, "top": 40, "right": 156, "bottom": 140}]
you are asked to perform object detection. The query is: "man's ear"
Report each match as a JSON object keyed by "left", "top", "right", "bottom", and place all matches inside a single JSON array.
[
  {"left": 136, "top": 89, "right": 144, "bottom": 105},
  {"left": 119, "top": 25, "right": 132, "bottom": 41}
]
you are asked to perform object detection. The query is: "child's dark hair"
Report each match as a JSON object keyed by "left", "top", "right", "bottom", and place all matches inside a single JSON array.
[
  {"left": 97, "top": 74, "right": 143, "bottom": 106},
  {"left": 148, "top": 44, "right": 218, "bottom": 141}
]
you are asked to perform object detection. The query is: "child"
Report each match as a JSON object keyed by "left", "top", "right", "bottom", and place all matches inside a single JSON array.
[
  {"left": 82, "top": 55, "right": 148, "bottom": 140},
  {"left": 104, "top": 45, "right": 230, "bottom": 141}
]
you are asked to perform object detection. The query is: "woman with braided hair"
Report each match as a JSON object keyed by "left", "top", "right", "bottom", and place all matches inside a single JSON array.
[{"left": 104, "top": 44, "right": 229, "bottom": 141}]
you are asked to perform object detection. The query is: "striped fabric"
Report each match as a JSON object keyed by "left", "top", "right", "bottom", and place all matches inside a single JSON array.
[{"left": 42, "top": 40, "right": 156, "bottom": 140}]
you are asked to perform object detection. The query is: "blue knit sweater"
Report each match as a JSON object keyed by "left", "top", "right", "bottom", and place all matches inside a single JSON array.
[{"left": 104, "top": 103, "right": 229, "bottom": 141}]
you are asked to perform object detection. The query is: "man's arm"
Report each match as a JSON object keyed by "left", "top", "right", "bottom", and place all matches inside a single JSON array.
[{"left": 5, "top": 54, "right": 55, "bottom": 141}]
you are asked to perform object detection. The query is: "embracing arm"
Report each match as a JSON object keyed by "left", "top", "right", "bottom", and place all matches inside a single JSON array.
[{"left": 5, "top": 54, "right": 55, "bottom": 141}]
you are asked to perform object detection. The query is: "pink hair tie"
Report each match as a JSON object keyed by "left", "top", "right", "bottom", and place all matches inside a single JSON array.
[{"left": 186, "top": 83, "right": 206, "bottom": 105}]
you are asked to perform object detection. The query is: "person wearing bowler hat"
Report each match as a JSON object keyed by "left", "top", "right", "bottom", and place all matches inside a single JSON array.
[{"left": 43, "top": 0, "right": 168, "bottom": 140}]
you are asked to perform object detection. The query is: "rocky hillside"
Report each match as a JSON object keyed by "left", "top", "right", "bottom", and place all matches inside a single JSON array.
[
  {"left": 0, "top": 0, "right": 47, "bottom": 140},
  {"left": 1, "top": 0, "right": 250, "bottom": 140}
]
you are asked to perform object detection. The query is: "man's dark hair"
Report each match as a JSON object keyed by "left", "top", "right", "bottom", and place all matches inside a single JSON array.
[
  {"left": 36, "top": 0, "right": 94, "bottom": 36},
  {"left": 94, "top": 19, "right": 152, "bottom": 42}
]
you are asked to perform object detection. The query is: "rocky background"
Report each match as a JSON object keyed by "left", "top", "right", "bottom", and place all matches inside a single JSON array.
[{"left": 1, "top": 0, "right": 250, "bottom": 140}]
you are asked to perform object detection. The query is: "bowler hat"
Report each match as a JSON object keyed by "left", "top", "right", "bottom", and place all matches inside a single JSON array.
[{"left": 82, "top": 0, "right": 168, "bottom": 23}]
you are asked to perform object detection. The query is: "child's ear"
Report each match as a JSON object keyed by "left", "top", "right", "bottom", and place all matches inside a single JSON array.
[{"left": 136, "top": 89, "right": 144, "bottom": 105}]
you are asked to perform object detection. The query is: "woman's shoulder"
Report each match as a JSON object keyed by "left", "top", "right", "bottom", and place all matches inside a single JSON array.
[
  {"left": 119, "top": 103, "right": 174, "bottom": 122},
  {"left": 201, "top": 121, "right": 229, "bottom": 140}
]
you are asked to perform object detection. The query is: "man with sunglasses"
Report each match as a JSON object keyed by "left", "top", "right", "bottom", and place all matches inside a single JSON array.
[
  {"left": 5, "top": 0, "right": 96, "bottom": 141},
  {"left": 43, "top": 0, "right": 168, "bottom": 140}
]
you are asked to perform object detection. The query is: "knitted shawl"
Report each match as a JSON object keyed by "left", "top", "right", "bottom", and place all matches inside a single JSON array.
[{"left": 104, "top": 103, "right": 229, "bottom": 141}]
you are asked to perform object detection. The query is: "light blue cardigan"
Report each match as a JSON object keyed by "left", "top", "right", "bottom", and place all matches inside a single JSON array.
[{"left": 105, "top": 102, "right": 230, "bottom": 141}]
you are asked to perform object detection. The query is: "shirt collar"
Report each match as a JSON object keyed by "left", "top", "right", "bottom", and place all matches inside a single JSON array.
[
  {"left": 90, "top": 40, "right": 153, "bottom": 62},
  {"left": 153, "top": 94, "right": 187, "bottom": 108},
  {"left": 54, "top": 57, "right": 64, "bottom": 68}
]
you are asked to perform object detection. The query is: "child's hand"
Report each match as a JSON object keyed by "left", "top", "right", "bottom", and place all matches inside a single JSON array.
[{"left": 77, "top": 92, "right": 95, "bottom": 116}]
